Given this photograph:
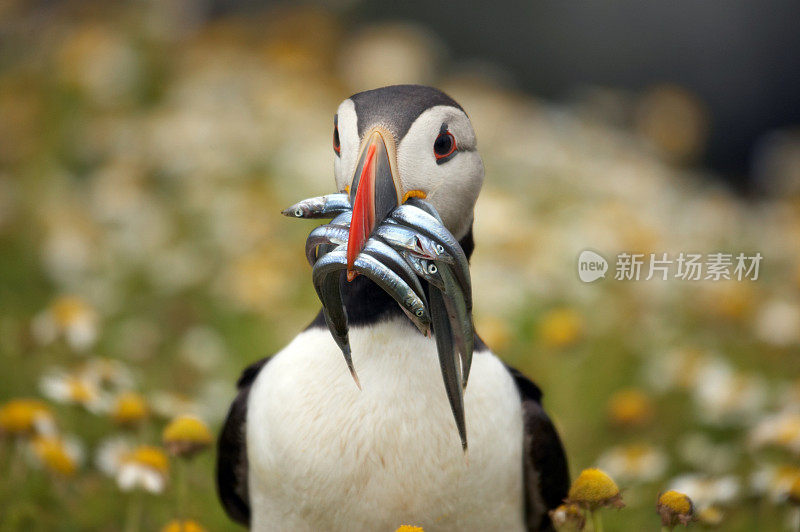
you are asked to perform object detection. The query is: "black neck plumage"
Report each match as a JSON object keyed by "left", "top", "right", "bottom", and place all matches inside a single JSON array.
[{"left": 307, "top": 225, "right": 475, "bottom": 331}]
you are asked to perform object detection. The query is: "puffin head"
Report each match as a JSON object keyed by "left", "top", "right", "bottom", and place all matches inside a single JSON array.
[{"left": 332, "top": 85, "right": 484, "bottom": 277}]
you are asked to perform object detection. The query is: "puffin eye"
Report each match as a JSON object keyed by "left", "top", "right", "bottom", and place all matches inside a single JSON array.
[
  {"left": 433, "top": 130, "right": 456, "bottom": 163},
  {"left": 333, "top": 125, "right": 341, "bottom": 156}
]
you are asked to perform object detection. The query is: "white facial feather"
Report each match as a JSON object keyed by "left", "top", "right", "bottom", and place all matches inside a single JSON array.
[
  {"left": 397, "top": 105, "right": 484, "bottom": 240},
  {"left": 333, "top": 99, "right": 360, "bottom": 193},
  {"left": 333, "top": 100, "right": 484, "bottom": 241}
]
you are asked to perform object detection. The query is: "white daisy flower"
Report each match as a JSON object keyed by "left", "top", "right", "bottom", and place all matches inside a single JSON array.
[
  {"left": 38, "top": 369, "right": 108, "bottom": 413},
  {"left": 28, "top": 434, "right": 85, "bottom": 476},
  {"left": 691, "top": 362, "right": 767, "bottom": 427},
  {"left": 31, "top": 296, "right": 99, "bottom": 352},
  {"left": 750, "top": 464, "right": 800, "bottom": 503},
  {"left": 94, "top": 436, "right": 133, "bottom": 477},
  {"left": 749, "top": 411, "right": 800, "bottom": 454},
  {"left": 668, "top": 473, "right": 740, "bottom": 510},
  {"left": 677, "top": 433, "right": 739, "bottom": 474},
  {"left": 595, "top": 443, "right": 668, "bottom": 484},
  {"left": 116, "top": 445, "right": 169, "bottom": 494},
  {"left": 754, "top": 299, "right": 800, "bottom": 347}
]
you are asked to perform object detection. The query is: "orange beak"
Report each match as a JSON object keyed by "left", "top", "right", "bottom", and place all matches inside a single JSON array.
[{"left": 346, "top": 129, "right": 400, "bottom": 281}]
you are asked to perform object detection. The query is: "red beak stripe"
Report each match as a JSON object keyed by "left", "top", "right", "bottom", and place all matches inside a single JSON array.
[{"left": 346, "top": 143, "right": 377, "bottom": 281}]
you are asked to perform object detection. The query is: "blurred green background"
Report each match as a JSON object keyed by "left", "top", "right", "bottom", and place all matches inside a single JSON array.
[{"left": 1, "top": 1, "right": 800, "bottom": 530}]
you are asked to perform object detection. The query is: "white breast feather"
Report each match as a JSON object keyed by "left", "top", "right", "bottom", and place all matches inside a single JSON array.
[{"left": 246, "top": 319, "right": 525, "bottom": 532}]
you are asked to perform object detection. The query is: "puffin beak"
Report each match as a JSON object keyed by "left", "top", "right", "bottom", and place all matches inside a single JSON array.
[{"left": 347, "top": 129, "right": 400, "bottom": 281}]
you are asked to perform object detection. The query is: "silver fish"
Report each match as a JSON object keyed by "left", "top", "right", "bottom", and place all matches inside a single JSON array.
[
  {"left": 282, "top": 193, "right": 351, "bottom": 219},
  {"left": 405, "top": 197, "right": 442, "bottom": 222},
  {"left": 327, "top": 210, "right": 352, "bottom": 228},
  {"left": 429, "top": 286, "right": 467, "bottom": 452},
  {"left": 352, "top": 252, "right": 431, "bottom": 335},
  {"left": 312, "top": 249, "right": 360, "bottom": 388},
  {"left": 390, "top": 204, "right": 472, "bottom": 310},
  {"left": 306, "top": 225, "right": 349, "bottom": 265},
  {"left": 313, "top": 249, "right": 431, "bottom": 337},
  {"left": 438, "top": 264, "right": 474, "bottom": 389},
  {"left": 314, "top": 243, "right": 337, "bottom": 264},
  {"left": 374, "top": 223, "right": 453, "bottom": 263},
  {"left": 361, "top": 239, "right": 428, "bottom": 307},
  {"left": 401, "top": 199, "right": 473, "bottom": 387},
  {"left": 401, "top": 251, "right": 446, "bottom": 291}
]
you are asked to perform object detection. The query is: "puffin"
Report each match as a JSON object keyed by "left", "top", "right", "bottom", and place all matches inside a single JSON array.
[{"left": 216, "top": 84, "right": 569, "bottom": 531}]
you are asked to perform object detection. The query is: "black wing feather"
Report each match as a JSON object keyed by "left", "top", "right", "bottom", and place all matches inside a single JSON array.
[
  {"left": 216, "top": 357, "right": 270, "bottom": 527},
  {"left": 505, "top": 364, "right": 570, "bottom": 532}
]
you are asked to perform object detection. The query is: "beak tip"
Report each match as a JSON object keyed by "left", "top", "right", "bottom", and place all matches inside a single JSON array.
[
  {"left": 352, "top": 373, "right": 362, "bottom": 391},
  {"left": 346, "top": 270, "right": 357, "bottom": 282}
]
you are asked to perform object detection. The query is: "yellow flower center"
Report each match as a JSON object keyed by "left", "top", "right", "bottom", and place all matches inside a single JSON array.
[
  {"left": 658, "top": 490, "right": 692, "bottom": 514},
  {"left": 697, "top": 505, "right": 724, "bottom": 526},
  {"left": 539, "top": 308, "right": 583, "bottom": 348},
  {"left": 607, "top": 389, "right": 653, "bottom": 426},
  {"left": 0, "top": 399, "right": 53, "bottom": 435},
  {"left": 775, "top": 465, "right": 800, "bottom": 488},
  {"left": 776, "top": 418, "right": 800, "bottom": 446},
  {"left": 51, "top": 296, "right": 91, "bottom": 327},
  {"left": 163, "top": 415, "right": 213, "bottom": 445},
  {"left": 125, "top": 445, "right": 169, "bottom": 474},
  {"left": 160, "top": 519, "right": 207, "bottom": 532},
  {"left": 789, "top": 475, "right": 800, "bottom": 503},
  {"left": 621, "top": 443, "right": 652, "bottom": 462},
  {"left": 112, "top": 392, "right": 148, "bottom": 424},
  {"left": 568, "top": 468, "right": 621, "bottom": 503},
  {"left": 32, "top": 437, "right": 77, "bottom": 476},
  {"left": 68, "top": 379, "right": 94, "bottom": 403}
]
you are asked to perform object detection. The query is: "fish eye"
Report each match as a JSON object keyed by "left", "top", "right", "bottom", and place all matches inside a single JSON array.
[
  {"left": 415, "top": 309, "right": 424, "bottom": 317},
  {"left": 435, "top": 244, "right": 444, "bottom": 254},
  {"left": 294, "top": 208, "right": 303, "bottom": 217},
  {"left": 433, "top": 128, "right": 457, "bottom": 163},
  {"left": 427, "top": 264, "right": 438, "bottom": 274}
]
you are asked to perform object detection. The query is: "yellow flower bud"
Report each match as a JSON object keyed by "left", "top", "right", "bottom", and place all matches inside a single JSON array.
[
  {"left": 657, "top": 490, "right": 694, "bottom": 527},
  {"left": 567, "top": 468, "right": 625, "bottom": 511},
  {"left": 163, "top": 415, "right": 213, "bottom": 458}
]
